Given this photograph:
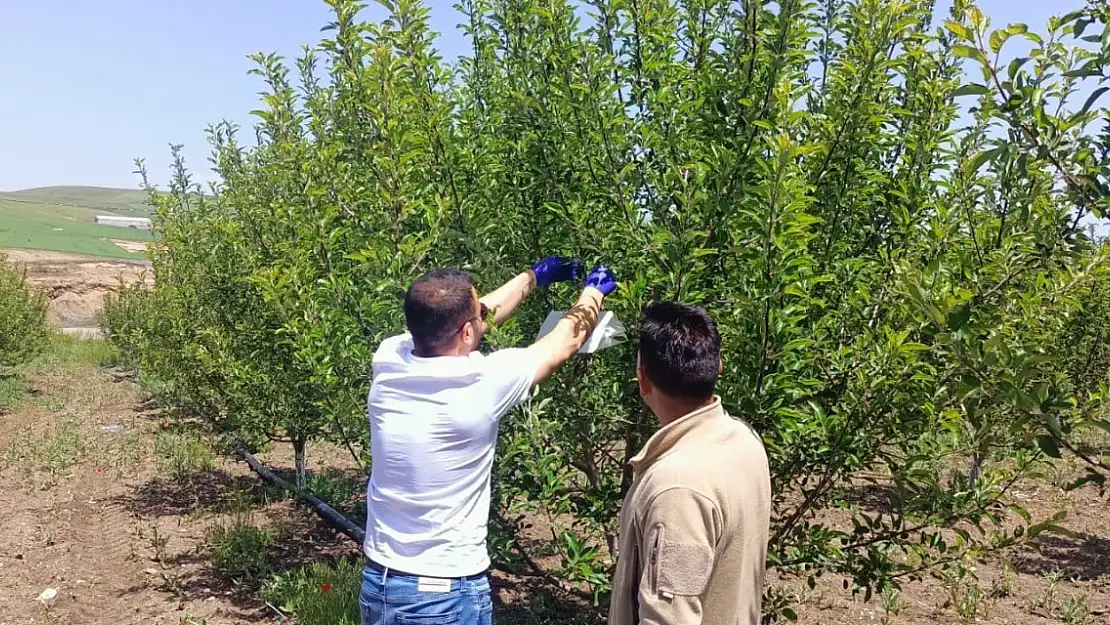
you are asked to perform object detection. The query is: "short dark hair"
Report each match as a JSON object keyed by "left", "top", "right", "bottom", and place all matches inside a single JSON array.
[
  {"left": 638, "top": 302, "right": 721, "bottom": 400},
  {"left": 404, "top": 269, "right": 476, "bottom": 354}
]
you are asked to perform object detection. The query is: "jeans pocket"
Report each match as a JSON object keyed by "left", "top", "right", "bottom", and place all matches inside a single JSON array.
[
  {"left": 397, "top": 609, "right": 461, "bottom": 625},
  {"left": 476, "top": 584, "right": 493, "bottom": 616},
  {"left": 396, "top": 592, "right": 463, "bottom": 625}
]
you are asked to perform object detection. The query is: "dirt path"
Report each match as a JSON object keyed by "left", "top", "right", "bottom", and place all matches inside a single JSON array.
[
  {"left": 0, "top": 352, "right": 355, "bottom": 625},
  {"left": 3, "top": 248, "right": 151, "bottom": 334}
]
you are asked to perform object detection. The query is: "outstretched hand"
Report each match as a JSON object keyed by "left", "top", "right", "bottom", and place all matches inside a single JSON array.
[
  {"left": 531, "top": 256, "right": 583, "bottom": 288},
  {"left": 585, "top": 265, "right": 618, "bottom": 296}
]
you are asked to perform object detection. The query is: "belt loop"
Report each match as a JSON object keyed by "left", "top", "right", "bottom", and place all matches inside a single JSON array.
[{"left": 383, "top": 566, "right": 389, "bottom": 584}]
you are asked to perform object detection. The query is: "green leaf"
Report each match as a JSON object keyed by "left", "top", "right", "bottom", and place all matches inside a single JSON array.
[
  {"left": 1008, "top": 57, "right": 1030, "bottom": 80},
  {"left": 952, "top": 83, "right": 991, "bottom": 97},
  {"left": 952, "top": 45, "right": 985, "bottom": 62},
  {"left": 945, "top": 21, "right": 972, "bottom": 40},
  {"left": 1035, "top": 434, "right": 1061, "bottom": 459},
  {"left": 1019, "top": 31, "right": 1045, "bottom": 46},
  {"left": 967, "top": 146, "right": 1004, "bottom": 174},
  {"left": 1079, "top": 86, "right": 1109, "bottom": 116},
  {"left": 989, "top": 30, "right": 1007, "bottom": 54}
]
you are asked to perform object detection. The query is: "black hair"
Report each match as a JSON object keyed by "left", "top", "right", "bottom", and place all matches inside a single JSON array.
[
  {"left": 638, "top": 301, "right": 721, "bottom": 400},
  {"left": 404, "top": 268, "right": 477, "bottom": 355}
]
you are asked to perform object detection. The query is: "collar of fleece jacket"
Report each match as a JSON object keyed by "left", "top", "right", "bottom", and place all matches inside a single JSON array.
[{"left": 630, "top": 396, "right": 727, "bottom": 473}]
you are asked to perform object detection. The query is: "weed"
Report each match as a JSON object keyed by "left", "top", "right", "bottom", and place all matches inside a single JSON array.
[
  {"left": 212, "top": 480, "right": 288, "bottom": 515},
  {"left": 498, "top": 587, "right": 599, "bottom": 625},
  {"left": 306, "top": 469, "right": 361, "bottom": 512},
  {"left": 2, "top": 418, "right": 89, "bottom": 487},
  {"left": 262, "top": 557, "right": 362, "bottom": 625},
  {"left": 136, "top": 521, "right": 184, "bottom": 595},
  {"left": 937, "top": 561, "right": 990, "bottom": 624},
  {"left": 954, "top": 583, "right": 988, "bottom": 623},
  {"left": 136, "top": 522, "right": 171, "bottom": 567},
  {"left": 37, "top": 524, "right": 57, "bottom": 547},
  {"left": 155, "top": 430, "right": 214, "bottom": 477},
  {"left": 989, "top": 561, "right": 1015, "bottom": 599},
  {"left": 36, "top": 335, "right": 117, "bottom": 369},
  {"left": 36, "top": 418, "right": 85, "bottom": 479},
  {"left": 1034, "top": 569, "right": 1065, "bottom": 614},
  {"left": 880, "top": 585, "right": 903, "bottom": 625},
  {"left": 1061, "top": 593, "right": 1090, "bottom": 625},
  {"left": 179, "top": 616, "right": 207, "bottom": 625},
  {"left": 0, "top": 374, "right": 25, "bottom": 409},
  {"left": 110, "top": 433, "right": 145, "bottom": 472},
  {"left": 33, "top": 395, "right": 65, "bottom": 412},
  {"left": 209, "top": 514, "right": 274, "bottom": 585}
]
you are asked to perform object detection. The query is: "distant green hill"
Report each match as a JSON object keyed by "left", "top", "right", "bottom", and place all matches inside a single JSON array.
[
  {"left": 0, "top": 189, "right": 152, "bottom": 260},
  {"left": 0, "top": 186, "right": 153, "bottom": 217}
]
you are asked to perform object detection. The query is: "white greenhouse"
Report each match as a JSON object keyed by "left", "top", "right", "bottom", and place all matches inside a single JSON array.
[{"left": 94, "top": 215, "right": 151, "bottom": 230}]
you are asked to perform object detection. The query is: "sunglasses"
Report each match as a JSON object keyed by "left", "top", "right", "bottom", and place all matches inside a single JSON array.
[{"left": 457, "top": 302, "right": 489, "bottom": 336}]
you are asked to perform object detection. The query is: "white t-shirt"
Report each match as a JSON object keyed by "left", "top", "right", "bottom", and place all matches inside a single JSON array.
[{"left": 363, "top": 332, "right": 539, "bottom": 577}]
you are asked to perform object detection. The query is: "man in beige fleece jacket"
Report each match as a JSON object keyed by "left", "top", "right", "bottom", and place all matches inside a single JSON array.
[{"left": 609, "top": 302, "right": 771, "bottom": 625}]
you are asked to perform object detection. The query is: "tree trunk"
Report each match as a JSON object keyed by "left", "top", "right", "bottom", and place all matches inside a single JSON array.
[
  {"left": 293, "top": 437, "right": 308, "bottom": 491},
  {"left": 967, "top": 449, "right": 983, "bottom": 490}
]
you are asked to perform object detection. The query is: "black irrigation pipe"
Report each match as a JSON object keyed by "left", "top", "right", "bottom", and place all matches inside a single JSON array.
[
  {"left": 223, "top": 435, "right": 366, "bottom": 546},
  {"left": 224, "top": 436, "right": 596, "bottom": 602}
]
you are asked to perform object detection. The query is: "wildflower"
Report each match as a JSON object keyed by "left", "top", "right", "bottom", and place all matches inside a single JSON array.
[{"left": 320, "top": 583, "right": 332, "bottom": 593}]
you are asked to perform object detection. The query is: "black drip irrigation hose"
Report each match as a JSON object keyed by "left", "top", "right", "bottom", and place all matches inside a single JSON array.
[
  {"left": 224, "top": 435, "right": 595, "bottom": 602},
  {"left": 223, "top": 435, "right": 366, "bottom": 546}
]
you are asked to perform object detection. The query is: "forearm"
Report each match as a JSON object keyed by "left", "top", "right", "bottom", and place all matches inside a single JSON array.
[
  {"left": 530, "top": 287, "right": 604, "bottom": 383},
  {"left": 479, "top": 270, "right": 537, "bottom": 326}
]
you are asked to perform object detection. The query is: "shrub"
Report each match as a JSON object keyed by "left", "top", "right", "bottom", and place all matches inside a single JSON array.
[
  {"left": 0, "top": 253, "right": 49, "bottom": 372},
  {"left": 110, "top": 0, "right": 1110, "bottom": 618}
]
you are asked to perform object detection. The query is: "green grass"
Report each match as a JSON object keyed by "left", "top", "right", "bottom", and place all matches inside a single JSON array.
[
  {"left": 0, "top": 374, "right": 24, "bottom": 409},
  {"left": 208, "top": 514, "right": 276, "bottom": 585},
  {"left": 0, "top": 197, "right": 150, "bottom": 259},
  {"left": 38, "top": 333, "right": 118, "bottom": 368},
  {"left": 0, "top": 417, "right": 87, "bottom": 488},
  {"left": 0, "top": 334, "right": 116, "bottom": 411},
  {"left": 0, "top": 186, "right": 153, "bottom": 216},
  {"left": 262, "top": 557, "right": 362, "bottom": 625},
  {"left": 155, "top": 430, "right": 216, "bottom": 477}
]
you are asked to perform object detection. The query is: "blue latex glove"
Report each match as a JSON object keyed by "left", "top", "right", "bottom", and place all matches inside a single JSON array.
[
  {"left": 585, "top": 265, "right": 618, "bottom": 296},
  {"left": 531, "top": 256, "right": 583, "bottom": 288}
]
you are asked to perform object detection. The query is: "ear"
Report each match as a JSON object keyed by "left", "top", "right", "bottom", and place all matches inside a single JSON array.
[
  {"left": 718, "top": 357, "right": 723, "bottom": 376},
  {"left": 636, "top": 352, "right": 651, "bottom": 397},
  {"left": 462, "top": 319, "right": 478, "bottom": 347}
]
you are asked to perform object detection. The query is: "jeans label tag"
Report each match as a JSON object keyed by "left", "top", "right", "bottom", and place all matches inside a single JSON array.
[{"left": 417, "top": 577, "right": 452, "bottom": 593}]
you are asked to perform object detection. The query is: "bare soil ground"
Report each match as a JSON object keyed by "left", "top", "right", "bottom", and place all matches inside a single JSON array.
[
  {"left": 0, "top": 356, "right": 354, "bottom": 625},
  {"left": 0, "top": 355, "right": 1107, "bottom": 625},
  {"left": 0, "top": 256, "right": 1107, "bottom": 625},
  {"left": 3, "top": 248, "right": 151, "bottom": 334}
]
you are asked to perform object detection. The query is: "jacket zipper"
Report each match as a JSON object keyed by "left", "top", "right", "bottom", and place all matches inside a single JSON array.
[{"left": 649, "top": 524, "right": 663, "bottom": 594}]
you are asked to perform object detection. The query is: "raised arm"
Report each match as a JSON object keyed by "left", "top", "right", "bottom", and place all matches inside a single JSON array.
[
  {"left": 479, "top": 256, "right": 582, "bottom": 328},
  {"left": 528, "top": 265, "right": 618, "bottom": 384},
  {"left": 479, "top": 270, "right": 536, "bottom": 328}
]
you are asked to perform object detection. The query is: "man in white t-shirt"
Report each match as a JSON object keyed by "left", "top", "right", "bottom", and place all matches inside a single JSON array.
[{"left": 359, "top": 256, "right": 618, "bottom": 625}]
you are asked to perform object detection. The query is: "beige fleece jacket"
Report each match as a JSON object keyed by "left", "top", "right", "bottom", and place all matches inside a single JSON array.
[{"left": 608, "top": 397, "right": 771, "bottom": 625}]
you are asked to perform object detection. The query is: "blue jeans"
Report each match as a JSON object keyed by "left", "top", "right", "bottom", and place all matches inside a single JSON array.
[{"left": 359, "top": 563, "right": 494, "bottom": 625}]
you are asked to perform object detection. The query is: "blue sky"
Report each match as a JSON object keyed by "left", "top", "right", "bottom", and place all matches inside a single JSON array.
[{"left": 0, "top": 0, "right": 1079, "bottom": 191}]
